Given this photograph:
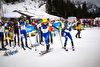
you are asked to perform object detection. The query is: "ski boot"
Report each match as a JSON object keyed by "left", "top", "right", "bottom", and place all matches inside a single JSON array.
[
  {"left": 21, "top": 41, "right": 25, "bottom": 50},
  {"left": 2, "top": 43, "right": 7, "bottom": 50},
  {"left": 51, "top": 42, "right": 53, "bottom": 44},
  {"left": 25, "top": 41, "right": 31, "bottom": 49},
  {"left": 46, "top": 45, "right": 50, "bottom": 52},
  {"left": 25, "top": 41, "right": 28, "bottom": 47},
  {"left": 71, "top": 41, "right": 75, "bottom": 51},
  {"left": 75, "top": 35, "right": 77, "bottom": 38},
  {"left": 64, "top": 42, "right": 68, "bottom": 51},
  {"left": 9, "top": 40, "right": 12, "bottom": 47},
  {"left": 5, "top": 39, "right": 8, "bottom": 47},
  {"left": 18, "top": 37, "right": 20, "bottom": 47},
  {"left": 64, "top": 42, "right": 66, "bottom": 49},
  {"left": 14, "top": 37, "right": 16, "bottom": 47}
]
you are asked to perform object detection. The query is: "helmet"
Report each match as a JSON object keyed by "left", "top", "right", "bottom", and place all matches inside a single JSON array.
[
  {"left": 4, "top": 18, "right": 7, "bottom": 20},
  {"left": 1, "top": 17, "right": 5, "bottom": 20},
  {"left": 43, "top": 18, "right": 47, "bottom": 23},
  {"left": 26, "top": 20, "right": 29, "bottom": 23}
]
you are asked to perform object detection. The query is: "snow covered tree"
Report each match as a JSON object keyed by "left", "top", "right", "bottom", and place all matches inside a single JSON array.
[
  {"left": 82, "top": 1, "right": 88, "bottom": 18},
  {"left": 46, "top": 0, "right": 52, "bottom": 14}
]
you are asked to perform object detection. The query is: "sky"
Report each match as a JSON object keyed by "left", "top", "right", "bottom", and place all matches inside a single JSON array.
[{"left": 75, "top": 0, "right": 100, "bottom": 7}]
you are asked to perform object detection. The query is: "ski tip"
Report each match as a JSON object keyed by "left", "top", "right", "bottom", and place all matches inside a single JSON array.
[
  {"left": 66, "top": 49, "right": 68, "bottom": 51},
  {"left": 20, "top": 47, "right": 22, "bottom": 49},
  {"left": 72, "top": 49, "right": 75, "bottom": 51}
]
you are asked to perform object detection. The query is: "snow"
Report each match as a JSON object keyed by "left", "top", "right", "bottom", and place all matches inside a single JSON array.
[
  {"left": 4, "top": 12, "right": 21, "bottom": 18},
  {"left": 2, "top": 0, "right": 45, "bottom": 15},
  {"left": 2, "top": 0, "right": 60, "bottom": 20},
  {"left": 1, "top": 0, "right": 100, "bottom": 67},
  {"left": 0, "top": 27, "right": 100, "bottom": 67}
]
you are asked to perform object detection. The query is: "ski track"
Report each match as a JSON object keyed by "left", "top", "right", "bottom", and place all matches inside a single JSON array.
[{"left": 0, "top": 27, "right": 100, "bottom": 67}]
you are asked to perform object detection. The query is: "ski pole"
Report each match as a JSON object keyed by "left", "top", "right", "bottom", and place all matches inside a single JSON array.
[
  {"left": 58, "top": 29, "right": 63, "bottom": 48},
  {"left": 29, "top": 32, "right": 33, "bottom": 48}
]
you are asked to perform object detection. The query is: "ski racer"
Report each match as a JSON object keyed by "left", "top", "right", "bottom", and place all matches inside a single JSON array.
[
  {"left": 8, "top": 19, "right": 14, "bottom": 47},
  {"left": 4, "top": 18, "right": 10, "bottom": 46},
  {"left": 63, "top": 21, "right": 74, "bottom": 50},
  {"left": 41, "top": 18, "right": 59, "bottom": 51},
  {"left": 20, "top": 18, "right": 30, "bottom": 50},
  {"left": 14, "top": 19, "right": 20, "bottom": 47},
  {"left": 0, "top": 20, "right": 7, "bottom": 50}
]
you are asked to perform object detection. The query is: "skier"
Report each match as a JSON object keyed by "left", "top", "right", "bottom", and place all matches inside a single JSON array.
[
  {"left": 48, "top": 19, "right": 54, "bottom": 44},
  {"left": 20, "top": 18, "right": 30, "bottom": 50},
  {"left": 63, "top": 21, "right": 74, "bottom": 50},
  {"left": 4, "top": 18, "right": 9, "bottom": 46},
  {"left": 72, "top": 20, "right": 76, "bottom": 30},
  {"left": 75, "top": 20, "right": 81, "bottom": 38},
  {"left": 26, "top": 20, "right": 30, "bottom": 26},
  {"left": 36, "top": 20, "right": 44, "bottom": 44},
  {"left": 41, "top": 18, "right": 58, "bottom": 51},
  {"left": 8, "top": 19, "right": 15, "bottom": 47},
  {"left": 31, "top": 20, "right": 37, "bottom": 28},
  {"left": 0, "top": 20, "right": 7, "bottom": 50},
  {"left": 14, "top": 19, "right": 20, "bottom": 47}
]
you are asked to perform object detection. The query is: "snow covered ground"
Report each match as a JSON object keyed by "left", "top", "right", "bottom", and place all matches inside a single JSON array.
[
  {"left": 0, "top": 27, "right": 100, "bottom": 67},
  {"left": 2, "top": 0, "right": 46, "bottom": 15}
]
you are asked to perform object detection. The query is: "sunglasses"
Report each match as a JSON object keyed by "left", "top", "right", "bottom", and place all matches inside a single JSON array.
[{"left": 44, "top": 22, "right": 47, "bottom": 23}]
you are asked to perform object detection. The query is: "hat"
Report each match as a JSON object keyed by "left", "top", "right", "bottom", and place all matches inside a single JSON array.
[{"left": 43, "top": 18, "right": 47, "bottom": 23}]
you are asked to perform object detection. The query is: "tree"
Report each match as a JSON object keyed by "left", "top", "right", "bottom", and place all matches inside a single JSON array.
[
  {"left": 46, "top": 0, "right": 52, "bottom": 14},
  {"left": 82, "top": 1, "right": 88, "bottom": 18},
  {"left": 76, "top": 4, "right": 82, "bottom": 18}
]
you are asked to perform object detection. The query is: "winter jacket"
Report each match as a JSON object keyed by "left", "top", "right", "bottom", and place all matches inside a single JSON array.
[
  {"left": 76, "top": 21, "right": 81, "bottom": 30},
  {"left": 61, "top": 22, "right": 65, "bottom": 29},
  {"left": 48, "top": 21, "right": 54, "bottom": 32}
]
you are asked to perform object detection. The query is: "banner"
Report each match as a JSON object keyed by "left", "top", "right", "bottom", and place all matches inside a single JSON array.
[
  {"left": 26, "top": 26, "right": 34, "bottom": 33},
  {"left": 53, "top": 22, "right": 61, "bottom": 29}
]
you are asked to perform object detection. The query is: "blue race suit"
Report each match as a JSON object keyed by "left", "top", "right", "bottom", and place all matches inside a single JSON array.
[
  {"left": 64, "top": 26, "right": 73, "bottom": 42},
  {"left": 20, "top": 21, "right": 27, "bottom": 41}
]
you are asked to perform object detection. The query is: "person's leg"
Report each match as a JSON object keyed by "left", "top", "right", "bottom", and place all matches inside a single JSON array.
[
  {"left": 0, "top": 32, "right": 6, "bottom": 49},
  {"left": 68, "top": 33, "right": 74, "bottom": 48},
  {"left": 23, "top": 30, "right": 28, "bottom": 47},
  {"left": 75, "top": 30, "right": 78, "bottom": 38},
  {"left": 50, "top": 32, "right": 53, "bottom": 44},
  {"left": 5, "top": 31, "right": 8, "bottom": 45},
  {"left": 43, "top": 32, "right": 50, "bottom": 51},
  {"left": 64, "top": 36, "right": 68, "bottom": 49}
]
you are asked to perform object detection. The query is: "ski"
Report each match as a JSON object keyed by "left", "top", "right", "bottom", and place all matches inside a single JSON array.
[
  {"left": 21, "top": 47, "right": 26, "bottom": 50},
  {"left": 39, "top": 48, "right": 53, "bottom": 55},
  {"left": 62, "top": 47, "right": 68, "bottom": 51},
  {"left": 62, "top": 47, "right": 75, "bottom": 51},
  {"left": 0, "top": 48, "right": 9, "bottom": 51},
  {"left": 25, "top": 46, "right": 32, "bottom": 50},
  {"left": 64, "top": 48, "right": 68, "bottom": 51}
]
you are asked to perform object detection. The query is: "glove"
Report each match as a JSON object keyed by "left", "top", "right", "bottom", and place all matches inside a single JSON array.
[{"left": 56, "top": 27, "right": 59, "bottom": 30}]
